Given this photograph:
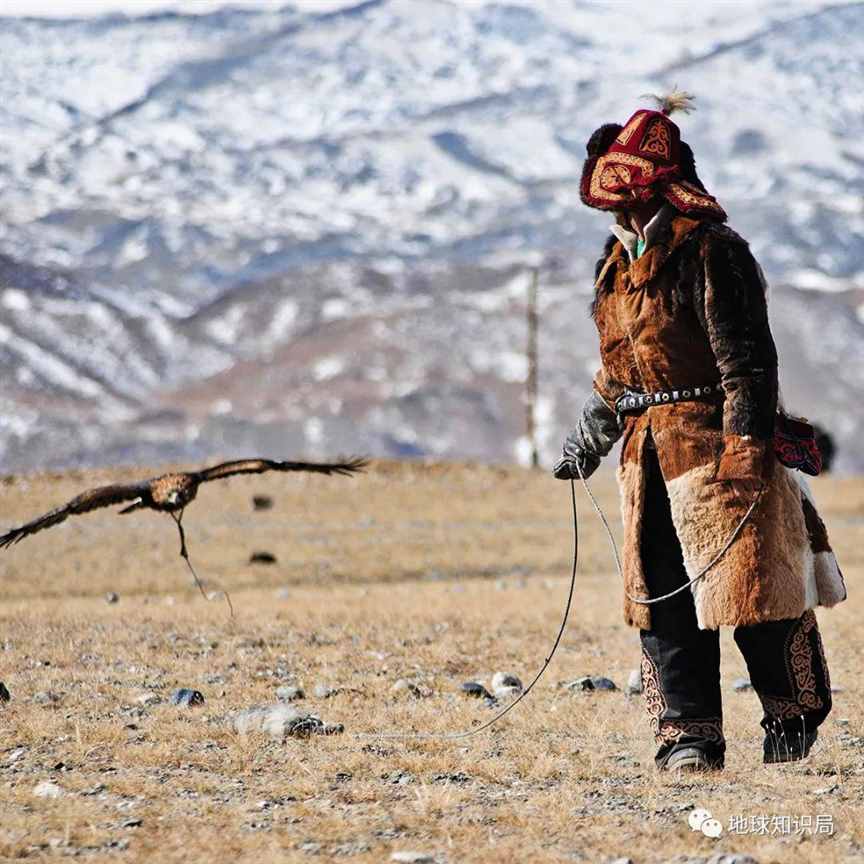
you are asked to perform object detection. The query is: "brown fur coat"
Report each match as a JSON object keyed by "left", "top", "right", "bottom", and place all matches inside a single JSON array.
[{"left": 590, "top": 213, "right": 846, "bottom": 630}]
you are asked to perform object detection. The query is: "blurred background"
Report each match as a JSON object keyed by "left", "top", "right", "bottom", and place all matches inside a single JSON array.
[{"left": 0, "top": 0, "right": 862, "bottom": 473}]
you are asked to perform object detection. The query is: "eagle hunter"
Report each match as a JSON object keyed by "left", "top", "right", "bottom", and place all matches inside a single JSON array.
[{"left": 0, "top": 457, "right": 367, "bottom": 611}]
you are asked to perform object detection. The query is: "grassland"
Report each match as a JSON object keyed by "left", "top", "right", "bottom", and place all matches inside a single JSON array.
[{"left": 1, "top": 461, "right": 863, "bottom": 863}]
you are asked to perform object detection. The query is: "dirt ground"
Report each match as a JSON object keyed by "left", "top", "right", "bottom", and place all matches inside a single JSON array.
[{"left": 1, "top": 460, "right": 862, "bottom": 863}]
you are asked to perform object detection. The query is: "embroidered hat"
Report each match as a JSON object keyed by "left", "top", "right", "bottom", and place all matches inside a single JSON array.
[{"left": 579, "top": 91, "right": 727, "bottom": 220}]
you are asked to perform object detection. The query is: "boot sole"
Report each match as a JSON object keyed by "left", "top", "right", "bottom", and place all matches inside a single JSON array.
[{"left": 664, "top": 751, "right": 723, "bottom": 773}]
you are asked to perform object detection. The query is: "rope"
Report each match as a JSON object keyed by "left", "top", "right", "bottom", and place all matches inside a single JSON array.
[
  {"left": 355, "top": 478, "right": 580, "bottom": 741},
  {"left": 357, "top": 455, "right": 763, "bottom": 741},
  {"left": 574, "top": 457, "right": 765, "bottom": 605}
]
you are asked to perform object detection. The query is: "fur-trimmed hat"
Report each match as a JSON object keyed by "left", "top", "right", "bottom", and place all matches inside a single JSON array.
[{"left": 579, "top": 91, "right": 726, "bottom": 221}]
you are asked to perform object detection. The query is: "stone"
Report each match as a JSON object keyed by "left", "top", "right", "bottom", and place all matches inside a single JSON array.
[
  {"left": 461, "top": 681, "right": 493, "bottom": 699},
  {"left": 391, "top": 679, "right": 423, "bottom": 698},
  {"left": 232, "top": 704, "right": 343, "bottom": 739},
  {"left": 313, "top": 683, "right": 339, "bottom": 699},
  {"left": 33, "top": 690, "right": 61, "bottom": 705},
  {"left": 33, "top": 781, "right": 64, "bottom": 799},
  {"left": 276, "top": 685, "right": 305, "bottom": 702},
  {"left": 491, "top": 672, "right": 523, "bottom": 698},
  {"left": 390, "top": 853, "right": 436, "bottom": 863},
  {"left": 134, "top": 692, "right": 162, "bottom": 707},
  {"left": 732, "top": 678, "right": 753, "bottom": 692},
  {"left": 252, "top": 495, "right": 274, "bottom": 511},
  {"left": 274, "top": 587, "right": 291, "bottom": 599},
  {"left": 249, "top": 551, "right": 277, "bottom": 565},
  {"left": 626, "top": 668, "right": 643, "bottom": 694},
  {"left": 0, "top": 682, "right": 10, "bottom": 702},
  {"left": 105, "top": 591, "right": 119, "bottom": 604},
  {"left": 171, "top": 688, "right": 205, "bottom": 707},
  {"left": 565, "top": 676, "right": 617, "bottom": 692}
]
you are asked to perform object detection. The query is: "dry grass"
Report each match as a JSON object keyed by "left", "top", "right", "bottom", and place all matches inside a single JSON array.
[{"left": 1, "top": 461, "right": 863, "bottom": 863}]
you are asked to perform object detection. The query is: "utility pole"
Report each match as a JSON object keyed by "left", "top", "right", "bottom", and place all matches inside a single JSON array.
[{"left": 525, "top": 266, "right": 540, "bottom": 469}]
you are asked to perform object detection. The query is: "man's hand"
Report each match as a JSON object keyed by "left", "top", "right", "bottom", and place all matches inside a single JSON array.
[
  {"left": 553, "top": 448, "right": 601, "bottom": 480},
  {"left": 552, "top": 389, "right": 622, "bottom": 481},
  {"left": 711, "top": 434, "right": 768, "bottom": 503}
]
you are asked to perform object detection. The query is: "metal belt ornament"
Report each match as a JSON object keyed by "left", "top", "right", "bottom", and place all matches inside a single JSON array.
[{"left": 615, "top": 384, "right": 718, "bottom": 414}]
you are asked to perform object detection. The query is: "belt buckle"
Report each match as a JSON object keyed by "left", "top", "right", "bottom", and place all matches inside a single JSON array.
[{"left": 616, "top": 388, "right": 644, "bottom": 415}]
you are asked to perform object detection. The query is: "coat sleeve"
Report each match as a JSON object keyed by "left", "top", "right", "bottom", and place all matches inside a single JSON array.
[{"left": 699, "top": 226, "right": 779, "bottom": 481}]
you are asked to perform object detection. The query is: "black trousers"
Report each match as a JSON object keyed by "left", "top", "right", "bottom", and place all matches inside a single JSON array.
[{"left": 639, "top": 439, "right": 832, "bottom": 768}]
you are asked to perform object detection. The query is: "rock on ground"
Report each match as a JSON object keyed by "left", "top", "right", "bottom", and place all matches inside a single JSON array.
[
  {"left": 313, "top": 683, "right": 340, "bottom": 699},
  {"left": 491, "top": 671, "right": 523, "bottom": 698},
  {"left": 0, "top": 682, "right": 10, "bottom": 702},
  {"left": 391, "top": 679, "right": 423, "bottom": 698},
  {"left": 276, "top": 685, "right": 305, "bottom": 702},
  {"left": 390, "top": 853, "right": 436, "bottom": 863},
  {"left": 249, "top": 551, "right": 277, "bottom": 564},
  {"left": 565, "top": 676, "right": 617, "bottom": 692},
  {"left": 461, "top": 681, "right": 493, "bottom": 699},
  {"left": 33, "top": 781, "right": 64, "bottom": 799},
  {"left": 171, "top": 688, "right": 205, "bottom": 707},
  {"left": 626, "top": 668, "right": 643, "bottom": 694}
]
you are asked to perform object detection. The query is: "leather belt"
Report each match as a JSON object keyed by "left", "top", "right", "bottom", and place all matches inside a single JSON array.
[{"left": 615, "top": 384, "right": 721, "bottom": 415}]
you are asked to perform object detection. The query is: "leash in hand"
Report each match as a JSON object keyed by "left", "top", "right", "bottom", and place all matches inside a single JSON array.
[
  {"left": 573, "top": 458, "right": 765, "bottom": 605},
  {"left": 359, "top": 460, "right": 762, "bottom": 741}
]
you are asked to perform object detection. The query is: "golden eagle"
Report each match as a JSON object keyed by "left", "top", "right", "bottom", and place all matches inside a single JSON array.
[{"left": 1, "top": 457, "right": 367, "bottom": 612}]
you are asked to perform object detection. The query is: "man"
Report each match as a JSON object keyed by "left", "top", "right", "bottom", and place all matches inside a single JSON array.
[{"left": 554, "top": 92, "right": 847, "bottom": 772}]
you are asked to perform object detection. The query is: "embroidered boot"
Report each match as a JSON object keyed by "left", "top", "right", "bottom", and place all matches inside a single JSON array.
[
  {"left": 734, "top": 609, "right": 832, "bottom": 766},
  {"left": 763, "top": 720, "right": 818, "bottom": 764}
]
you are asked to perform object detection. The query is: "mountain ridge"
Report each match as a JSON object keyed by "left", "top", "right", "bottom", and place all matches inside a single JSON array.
[{"left": 1, "top": 1, "right": 862, "bottom": 472}]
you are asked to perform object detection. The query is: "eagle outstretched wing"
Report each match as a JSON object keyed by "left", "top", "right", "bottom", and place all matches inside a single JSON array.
[
  {"left": 194, "top": 456, "right": 368, "bottom": 484},
  {"left": 0, "top": 482, "right": 149, "bottom": 548}
]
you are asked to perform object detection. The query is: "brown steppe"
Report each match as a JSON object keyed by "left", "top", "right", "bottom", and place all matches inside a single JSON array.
[{"left": 1, "top": 461, "right": 862, "bottom": 863}]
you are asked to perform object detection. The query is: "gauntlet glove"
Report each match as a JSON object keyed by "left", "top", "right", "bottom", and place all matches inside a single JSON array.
[{"left": 553, "top": 389, "right": 623, "bottom": 480}]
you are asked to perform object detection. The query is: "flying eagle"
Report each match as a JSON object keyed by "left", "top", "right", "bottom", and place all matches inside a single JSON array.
[{"left": 0, "top": 457, "right": 367, "bottom": 613}]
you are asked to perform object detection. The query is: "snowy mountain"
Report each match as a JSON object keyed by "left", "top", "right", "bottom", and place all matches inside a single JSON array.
[{"left": 1, "top": 1, "right": 863, "bottom": 472}]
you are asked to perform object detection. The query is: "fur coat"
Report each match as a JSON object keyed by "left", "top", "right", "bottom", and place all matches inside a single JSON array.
[{"left": 590, "top": 212, "right": 847, "bottom": 630}]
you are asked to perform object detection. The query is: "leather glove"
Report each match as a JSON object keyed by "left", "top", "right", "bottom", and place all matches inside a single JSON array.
[
  {"left": 553, "top": 389, "right": 622, "bottom": 480},
  {"left": 553, "top": 447, "right": 600, "bottom": 481},
  {"left": 711, "top": 433, "right": 770, "bottom": 503}
]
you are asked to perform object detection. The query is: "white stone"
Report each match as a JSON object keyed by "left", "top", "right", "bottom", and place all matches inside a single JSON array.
[{"left": 33, "top": 781, "right": 64, "bottom": 799}]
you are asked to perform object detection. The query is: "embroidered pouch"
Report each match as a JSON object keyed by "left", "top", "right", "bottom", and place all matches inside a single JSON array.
[{"left": 774, "top": 411, "right": 822, "bottom": 476}]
